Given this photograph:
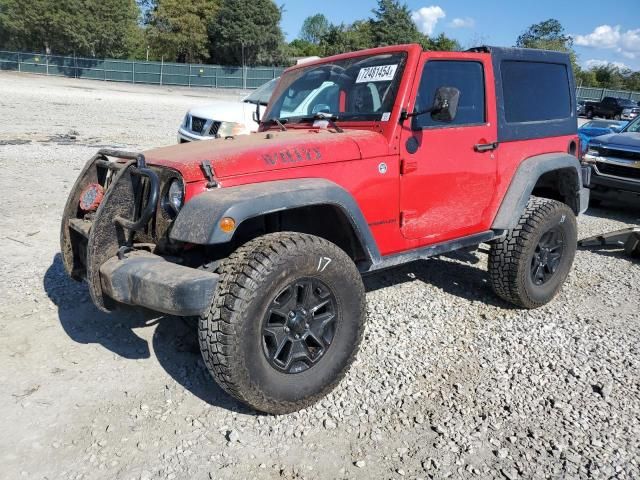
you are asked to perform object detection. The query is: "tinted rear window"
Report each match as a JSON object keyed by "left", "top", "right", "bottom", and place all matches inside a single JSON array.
[{"left": 501, "top": 61, "right": 571, "bottom": 123}]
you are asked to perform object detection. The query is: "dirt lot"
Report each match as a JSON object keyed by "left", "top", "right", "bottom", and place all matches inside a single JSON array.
[{"left": 1, "top": 71, "right": 639, "bottom": 480}]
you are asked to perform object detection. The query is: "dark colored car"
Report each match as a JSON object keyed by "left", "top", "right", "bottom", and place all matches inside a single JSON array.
[
  {"left": 584, "top": 97, "right": 639, "bottom": 120},
  {"left": 583, "top": 115, "right": 640, "bottom": 203}
]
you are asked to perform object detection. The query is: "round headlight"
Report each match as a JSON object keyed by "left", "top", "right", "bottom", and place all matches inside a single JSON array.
[{"left": 165, "top": 179, "right": 184, "bottom": 214}]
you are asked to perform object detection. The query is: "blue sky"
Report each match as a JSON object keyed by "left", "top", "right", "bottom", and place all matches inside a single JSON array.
[{"left": 278, "top": 0, "right": 640, "bottom": 70}]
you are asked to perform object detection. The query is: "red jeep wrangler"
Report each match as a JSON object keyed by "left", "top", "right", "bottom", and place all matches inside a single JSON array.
[{"left": 61, "top": 45, "right": 589, "bottom": 414}]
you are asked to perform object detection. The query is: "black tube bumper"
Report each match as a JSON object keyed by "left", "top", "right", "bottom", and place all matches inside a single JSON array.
[{"left": 99, "top": 252, "right": 218, "bottom": 316}]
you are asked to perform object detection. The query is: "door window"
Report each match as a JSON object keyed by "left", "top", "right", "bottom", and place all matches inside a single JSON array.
[{"left": 413, "top": 60, "right": 486, "bottom": 129}]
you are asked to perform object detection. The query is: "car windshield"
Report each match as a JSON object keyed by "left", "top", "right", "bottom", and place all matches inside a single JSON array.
[
  {"left": 244, "top": 78, "right": 279, "bottom": 106},
  {"left": 582, "top": 120, "right": 624, "bottom": 129},
  {"left": 618, "top": 98, "right": 636, "bottom": 107},
  {"left": 622, "top": 115, "right": 640, "bottom": 133},
  {"left": 263, "top": 52, "right": 407, "bottom": 123}
]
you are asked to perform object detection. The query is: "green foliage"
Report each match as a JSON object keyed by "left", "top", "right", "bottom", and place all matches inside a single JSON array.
[
  {"left": 146, "top": 0, "right": 218, "bottom": 62},
  {"left": 0, "top": 0, "right": 139, "bottom": 57},
  {"left": 425, "top": 33, "right": 461, "bottom": 52},
  {"left": 309, "top": 0, "right": 459, "bottom": 58},
  {"left": 209, "top": 0, "right": 286, "bottom": 66},
  {"left": 319, "top": 21, "right": 375, "bottom": 56},
  {"left": 299, "top": 14, "right": 329, "bottom": 45},
  {"left": 370, "top": 0, "right": 423, "bottom": 46},
  {"left": 516, "top": 18, "right": 572, "bottom": 51},
  {"left": 287, "top": 39, "right": 323, "bottom": 58}
]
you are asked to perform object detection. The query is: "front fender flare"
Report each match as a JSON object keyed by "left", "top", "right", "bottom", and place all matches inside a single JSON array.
[{"left": 170, "top": 178, "right": 381, "bottom": 262}]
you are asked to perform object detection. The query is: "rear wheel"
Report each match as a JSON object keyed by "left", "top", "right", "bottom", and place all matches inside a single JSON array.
[
  {"left": 488, "top": 197, "right": 577, "bottom": 309},
  {"left": 586, "top": 109, "right": 594, "bottom": 119},
  {"left": 199, "top": 232, "right": 366, "bottom": 414}
]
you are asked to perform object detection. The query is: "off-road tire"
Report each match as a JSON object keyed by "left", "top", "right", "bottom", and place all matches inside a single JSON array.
[
  {"left": 488, "top": 197, "right": 577, "bottom": 309},
  {"left": 199, "top": 232, "right": 366, "bottom": 414}
]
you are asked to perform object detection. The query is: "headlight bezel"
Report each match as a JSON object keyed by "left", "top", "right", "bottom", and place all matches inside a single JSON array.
[{"left": 163, "top": 178, "right": 185, "bottom": 217}]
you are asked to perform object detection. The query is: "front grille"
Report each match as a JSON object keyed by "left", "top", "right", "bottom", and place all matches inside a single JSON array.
[
  {"left": 209, "top": 121, "right": 222, "bottom": 137},
  {"left": 190, "top": 116, "right": 207, "bottom": 134},
  {"left": 597, "top": 147, "right": 640, "bottom": 161},
  {"left": 597, "top": 162, "right": 640, "bottom": 180}
]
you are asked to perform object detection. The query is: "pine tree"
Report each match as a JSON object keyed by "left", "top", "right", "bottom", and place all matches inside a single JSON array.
[{"left": 208, "top": 0, "right": 285, "bottom": 66}]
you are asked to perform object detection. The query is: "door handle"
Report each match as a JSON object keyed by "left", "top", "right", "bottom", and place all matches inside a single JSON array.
[{"left": 474, "top": 142, "right": 499, "bottom": 152}]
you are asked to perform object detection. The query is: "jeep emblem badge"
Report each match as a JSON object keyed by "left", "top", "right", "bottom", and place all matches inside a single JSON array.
[{"left": 378, "top": 162, "right": 388, "bottom": 174}]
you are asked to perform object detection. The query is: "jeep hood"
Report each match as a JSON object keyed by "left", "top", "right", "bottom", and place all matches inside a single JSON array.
[{"left": 143, "top": 129, "right": 389, "bottom": 182}]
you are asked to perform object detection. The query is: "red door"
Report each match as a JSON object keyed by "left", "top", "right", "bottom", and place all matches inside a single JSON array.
[{"left": 399, "top": 52, "right": 498, "bottom": 243}]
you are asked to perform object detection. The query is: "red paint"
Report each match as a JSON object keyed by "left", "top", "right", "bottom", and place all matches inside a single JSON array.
[{"left": 141, "top": 44, "right": 576, "bottom": 258}]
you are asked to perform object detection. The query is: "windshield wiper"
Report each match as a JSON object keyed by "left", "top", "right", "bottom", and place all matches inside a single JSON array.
[
  {"left": 309, "top": 113, "right": 344, "bottom": 133},
  {"left": 264, "top": 117, "right": 288, "bottom": 131}
]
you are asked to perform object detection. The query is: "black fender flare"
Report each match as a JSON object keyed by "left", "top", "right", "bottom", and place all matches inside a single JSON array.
[
  {"left": 170, "top": 178, "right": 381, "bottom": 263},
  {"left": 492, "top": 153, "right": 588, "bottom": 230}
]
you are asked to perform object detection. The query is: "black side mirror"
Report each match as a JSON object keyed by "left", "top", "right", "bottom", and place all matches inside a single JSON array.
[
  {"left": 401, "top": 86, "right": 461, "bottom": 127},
  {"left": 430, "top": 86, "right": 460, "bottom": 123},
  {"left": 252, "top": 103, "right": 261, "bottom": 124}
]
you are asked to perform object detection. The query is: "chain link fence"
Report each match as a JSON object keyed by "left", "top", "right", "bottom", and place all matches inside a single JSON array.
[
  {"left": 2, "top": 50, "right": 639, "bottom": 100},
  {"left": 0, "top": 50, "right": 286, "bottom": 89}
]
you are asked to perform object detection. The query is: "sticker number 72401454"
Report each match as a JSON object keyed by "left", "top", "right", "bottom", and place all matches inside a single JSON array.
[{"left": 356, "top": 64, "right": 398, "bottom": 83}]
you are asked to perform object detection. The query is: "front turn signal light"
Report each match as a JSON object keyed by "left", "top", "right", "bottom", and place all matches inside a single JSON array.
[{"left": 220, "top": 217, "right": 236, "bottom": 233}]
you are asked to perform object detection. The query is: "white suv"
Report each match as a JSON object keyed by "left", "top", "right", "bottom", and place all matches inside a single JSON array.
[{"left": 177, "top": 78, "right": 278, "bottom": 143}]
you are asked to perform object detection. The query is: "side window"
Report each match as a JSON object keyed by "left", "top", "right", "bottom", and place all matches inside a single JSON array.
[
  {"left": 413, "top": 60, "right": 486, "bottom": 129},
  {"left": 501, "top": 61, "right": 571, "bottom": 123}
]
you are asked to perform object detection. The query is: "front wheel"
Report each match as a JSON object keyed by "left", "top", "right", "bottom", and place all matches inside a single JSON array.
[
  {"left": 488, "top": 197, "right": 577, "bottom": 309},
  {"left": 614, "top": 114, "right": 621, "bottom": 120},
  {"left": 199, "top": 232, "right": 366, "bottom": 414}
]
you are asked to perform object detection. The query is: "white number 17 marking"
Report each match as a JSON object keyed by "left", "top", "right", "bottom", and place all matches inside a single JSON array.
[{"left": 317, "top": 257, "right": 332, "bottom": 272}]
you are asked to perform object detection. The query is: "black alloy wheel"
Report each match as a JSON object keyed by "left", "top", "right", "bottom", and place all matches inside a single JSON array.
[
  {"left": 530, "top": 227, "right": 564, "bottom": 286},
  {"left": 262, "top": 278, "right": 338, "bottom": 374}
]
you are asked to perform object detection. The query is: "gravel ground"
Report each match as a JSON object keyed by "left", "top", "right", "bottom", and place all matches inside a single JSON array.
[{"left": 1, "top": 71, "right": 639, "bottom": 480}]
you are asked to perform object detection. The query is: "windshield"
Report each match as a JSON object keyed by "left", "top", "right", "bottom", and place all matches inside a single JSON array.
[
  {"left": 582, "top": 120, "right": 625, "bottom": 129},
  {"left": 264, "top": 52, "right": 407, "bottom": 123},
  {"left": 244, "top": 78, "right": 279, "bottom": 106},
  {"left": 622, "top": 115, "right": 640, "bottom": 133},
  {"left": 618, "top": 98, "right": 636, "bottom": 107}
]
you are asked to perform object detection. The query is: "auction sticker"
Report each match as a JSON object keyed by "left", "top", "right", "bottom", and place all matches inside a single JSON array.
[{"left": 356, "top": 64, "right": 398, "bottom": 83}]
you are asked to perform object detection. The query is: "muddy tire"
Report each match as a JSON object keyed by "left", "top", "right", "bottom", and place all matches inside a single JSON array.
[
  {"left": 199, "top": 232, "right": 366, "bottom": 414},
  {"left": 488, "top": 197, "right": 577, "bottom": 309}
]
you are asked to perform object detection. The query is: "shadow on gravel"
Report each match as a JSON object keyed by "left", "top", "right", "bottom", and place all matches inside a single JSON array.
[
  {"left": 44, "top": 253, "right": 251, "bottom": 413},
  {"left": 364, "top": 251, "right": 515, "bottom": 309}
]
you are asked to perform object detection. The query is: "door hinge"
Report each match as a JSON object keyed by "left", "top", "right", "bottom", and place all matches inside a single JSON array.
[{"left": 400, "top": 159, "right": 418, "bottom": 175}]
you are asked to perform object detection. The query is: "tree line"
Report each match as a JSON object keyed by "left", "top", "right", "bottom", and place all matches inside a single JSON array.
[{"left": 0, "top": 0, "right": 638, "bottom": 90}]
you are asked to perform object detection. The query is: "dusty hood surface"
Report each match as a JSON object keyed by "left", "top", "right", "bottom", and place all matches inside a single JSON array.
[{"left": 144, "top": 129, "right": 389, "bottom": 182}]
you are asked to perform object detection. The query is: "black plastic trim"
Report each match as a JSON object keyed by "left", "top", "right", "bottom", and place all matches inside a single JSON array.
[
  {"left": 100, "top": 252, "right": 219, "bottom": 316},
  {"left": 492, "top": 153, "right": 585, "bottom": 230},
  {"left": 170, "top": 178, "right": 381, "bottom": 264},
  {"left": 367, "top": 230, "right": 500, "bottom": 272}
]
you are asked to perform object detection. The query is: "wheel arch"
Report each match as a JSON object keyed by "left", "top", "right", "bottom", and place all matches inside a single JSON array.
[
  {"left": 170, "top": 179, "right": 380, "bottom": 269},
  {"left": 492, "top": 153, "right": 588, "bottom": 230}
]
